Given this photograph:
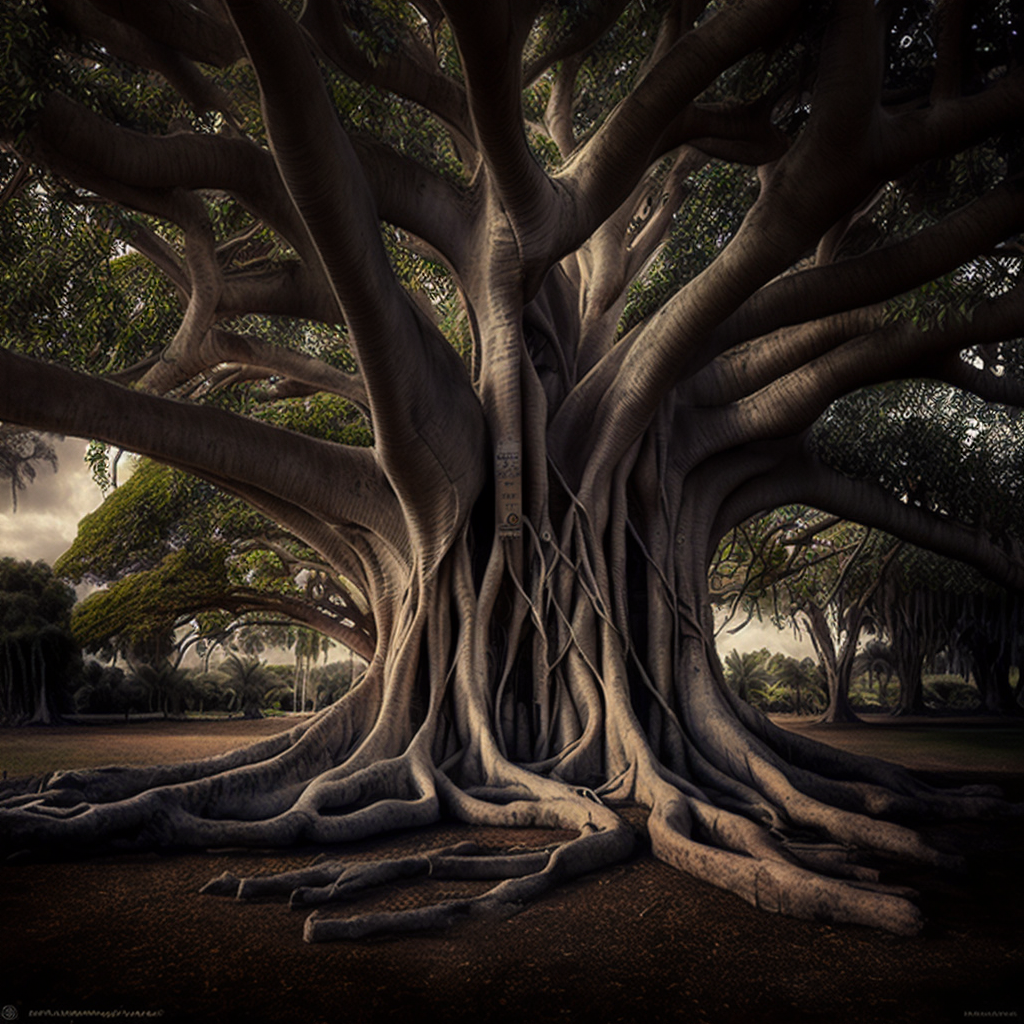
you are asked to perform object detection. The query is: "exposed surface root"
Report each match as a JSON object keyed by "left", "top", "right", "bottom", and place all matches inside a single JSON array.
[
  {"left": 0, "top": 613, "right": 1013, "bottom": 942},
  {"left": 200, "top": 827, "right": 630, "bottom": 942}
]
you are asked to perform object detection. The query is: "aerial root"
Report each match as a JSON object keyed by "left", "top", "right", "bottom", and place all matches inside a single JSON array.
[
  {"left": 626, "top": 751, "right": 934, "bottom": 936},
  {"left": 199, "top": 773, "right": 637, "bottom": 942}
]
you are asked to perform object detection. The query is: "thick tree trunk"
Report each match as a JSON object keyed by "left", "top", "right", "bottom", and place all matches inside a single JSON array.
[
  {"left": 973, "top": 650, "right": 1020, "bottom": 716},
  {"left": 882, "top": 595, "right": 928, "bottom": 717},
  {"left": 892, "top": 640, "right": 926, "bottom": 717},
  {"left": 3, "top": 0, "right": 1024, "bottom": 946},
  {"left": 2, "top": 441, "right": 1011, "bottom": 940},
  {"left": 802, "top": 606, "right": 862, "bottom": 724}
]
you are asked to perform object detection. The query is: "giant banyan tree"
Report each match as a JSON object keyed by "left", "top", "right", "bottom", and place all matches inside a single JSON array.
[{"left": 2, "top": 0, "right": 1024, "bottom": 940}]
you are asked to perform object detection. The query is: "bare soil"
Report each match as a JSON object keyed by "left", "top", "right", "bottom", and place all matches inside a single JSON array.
[{"left": 1, "top": 715, "right": 1022, "bottom": 1024}]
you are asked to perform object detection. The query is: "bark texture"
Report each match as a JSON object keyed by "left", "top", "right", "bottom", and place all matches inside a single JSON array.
[{"left": 2, "top": 0, "right": 1024, "bottom": 940}]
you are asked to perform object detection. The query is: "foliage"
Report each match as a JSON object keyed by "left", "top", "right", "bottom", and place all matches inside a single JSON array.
[
  {"left": 55, "top": 459, "right": 365, "bottom": 662},
  {"left": 922, "top": 675, "right": 982, "bottom": 711},
  {"left": 814, "top": 383, "right": 1024, "bottom": 545},
  {"left": 3, "top": 0, "right": 1024, "bottom": 938},
  {"left": 0, "top": 557, "right": 79, "bottom": 723},
  {"left": 308, "top": 658, "right": 361, "bottom": 710},
  {"left": 0, "top": 425, "right": 57, "bottom": 512},
  {"left": 723, "top": 648, "right": 826, "bottom": 715},
  {"left": 210, "top": 654, "right": 291, "bottom": 719},
  {"left": 73, "top": 661, "right": 147, "bottom": 717}
]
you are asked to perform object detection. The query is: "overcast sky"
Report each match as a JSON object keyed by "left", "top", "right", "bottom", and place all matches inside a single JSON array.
[{"left": 0, "top": 438, "right": 106, "bottom": 566}]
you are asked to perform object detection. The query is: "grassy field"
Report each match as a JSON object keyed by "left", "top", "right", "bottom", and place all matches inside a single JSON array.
[{"left": 1, "top": 712, "right": 1021, "bottom": 780}]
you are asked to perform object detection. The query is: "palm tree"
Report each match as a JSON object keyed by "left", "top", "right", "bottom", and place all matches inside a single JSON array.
[
  {"left": 215, "top": 654, "right": 286, "bottom": 719},
  {"left": 723, "top": 649, "right": 774, "bottom": 705},
  {"left": 854, "top": 640, "right": 899, "bottom": 709},
  {"left": 769, "top": 654, "right": 826, "bottom": 716},
  {"left": 131, "top": 663, "right": 193, "bottom": 718}
]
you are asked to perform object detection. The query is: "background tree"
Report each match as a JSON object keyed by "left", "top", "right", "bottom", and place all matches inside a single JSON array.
[
  {"left": 2, "top": 0, "right": 1024, "bottom": 940},
  {"left": 949, "top": 590, "right": 1024, "bottom": 714},
  {"left": 0, "top": 557, "right": 80, "bottom": 724},
  {"left": 853, "top": 639, "right": 899, "bottom": 709},
  {"left": 56, "top": 459, "right": 376, "bottom": 664},
  {"left": 770, "top": 653, "right": 827, "bottom": 716},
  {"left": 0, "top": 426, "right": 58, "bottom": 512},
  {"left": 722, "top": 647, "right": 773, "bottom": 705},
  {"left": 713, "top": 508, "right": 900, "bottom": 722},
  {"left": 209, "top": 653, "right": 288, "bottom": 719},
  {"left": 72, "top": 660, "right": 149, "bottom": 719}
]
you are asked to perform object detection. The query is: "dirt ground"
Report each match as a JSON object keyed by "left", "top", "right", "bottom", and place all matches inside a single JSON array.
[{"left": 1, "top": 716, "right": 1022, "bottom": 1024}]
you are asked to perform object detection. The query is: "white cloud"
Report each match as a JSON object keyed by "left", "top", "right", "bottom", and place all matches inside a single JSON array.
[
  {"left": 715, "top": 616, "right": 814, "bottom": 660},
  {"left": 0, "top": 438, "right": 106, "bottom": 565}
]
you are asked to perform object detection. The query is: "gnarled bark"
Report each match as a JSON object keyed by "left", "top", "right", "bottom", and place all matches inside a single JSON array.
[{"left": 2, "top": 0, "right": 1024, "bottom": 943}]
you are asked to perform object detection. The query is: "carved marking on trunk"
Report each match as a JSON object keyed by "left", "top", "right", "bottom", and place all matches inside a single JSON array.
[{"left": 495, "top": 440, "right": 523, "bottom": 537}]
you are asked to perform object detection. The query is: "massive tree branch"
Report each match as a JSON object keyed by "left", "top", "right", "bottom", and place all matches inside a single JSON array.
[
  {"left": 928, "top": 354, "right": 1024, "bottom": 409},
  {"left": 710, "top": 176, "right": 1024, "bottom": 356},
  {"left": 554, "top": 0, "right": 801, "bottom": 257},
  {"left": 716, "top": 450, "right": 1024, "bottom": 592},
  {"left": 0, "top": 349, "right": 396, "bottom": 544},
  {"left": 523, "top": 0, "right": 630, "bottom": 86},
  {"left": 715, "top": 284, "right": 1024, "bottom": 449},
  {"left": 348, "top": 135, "right": 475, "bottom": 273},
  {"left": 225, "top": 0, "right": 486, "bottom": 562},
  {"left": 299, "top": 0, "right": 473, "bottom": 145},
  {"left": 49, "top": 0, "right": 239, "bottom": 119},
  {"left": 85, "top": 0, "right": 243, "bottom": 67},
  {"left": 21, "top": 94, "right": 314, "bottom": 260},
  {"left": 199, "top": 330, "right": 367, "bottom": 408}
]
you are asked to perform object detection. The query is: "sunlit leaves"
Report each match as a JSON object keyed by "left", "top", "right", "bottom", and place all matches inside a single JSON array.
[{"left": 69, "top": 546, "right": 232, "bottom": 652}]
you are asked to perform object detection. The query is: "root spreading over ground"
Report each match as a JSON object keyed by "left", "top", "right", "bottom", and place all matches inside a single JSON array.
[{"left": 2, "top": 537, "right": 1017, "bottom": 942}]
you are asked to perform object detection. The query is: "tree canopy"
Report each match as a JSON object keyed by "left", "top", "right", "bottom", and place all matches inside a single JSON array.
[
  {"left": 56, "top": 458, "right": 376, "bottom": 662},
  {"left": 2, "top": 0, "right": 1024, "bottom": 942},
  {"left": 0, "top": 426, "right": 58, "bottom": 512},
  {"left": 0, "top": 557, "right": 79, "bottom": 724}
]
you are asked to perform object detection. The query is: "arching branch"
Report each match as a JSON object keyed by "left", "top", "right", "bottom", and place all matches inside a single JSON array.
[
  {"left": 21, "top": 93, "right": 314, "bottom": 260},
  {"left": 199, "top": 330, "right": 367, "bottom": 408},
  {"left": 553, "top": 0, "right": 801, "bottom": 259},
  {"left": 712, "top": 283, "right": 1024, "bottom": 450},
  {"left": 299, "top": 0, "right": 473, "bottom": 144},
  {"left": 710, "top": 176, "right": 1024, "bottom": 357},
  {"left": 716, "top": 450, "right": 1024, "bottom": 592},
  {"left": 49, "top": 0, "right": 239, "bottom": 119},
  {"left": 225, "top": 0, "right": 487, "bottom": 560},
  {"left": 0, "top": 349, "right": 395, "bottom": 544},
  {"left": 85, "top": 0, "right": 243, "bottom": 67},
  {"left": 523, "top": 1, "right": 631, "bottom": 86}
]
